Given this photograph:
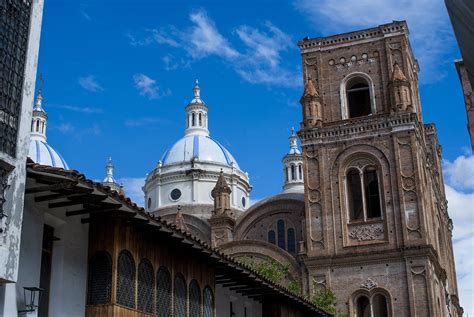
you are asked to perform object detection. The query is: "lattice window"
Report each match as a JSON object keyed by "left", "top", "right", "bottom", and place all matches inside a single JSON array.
[
  {"left": 268, "top": 230, "right": 276, "bottom": 245},
  {"left": 138, "top": 258, "right": 154, "bottom": 314},
  {"left": 189, "top": 279, "right": 201, "bottom": 317},
  {"left": 87, "top": 251, "right": 112, "bottom": 305},
  {"left": 174, "top": 274, "right": 187, "bottom": 317},
  {"left": 116, "top": 250, "right": 136, "bottom": 308},
  {"left": 203, "top": 286, "right": 214, "bottom": 317},
  {"left": 287, "top": 228, "right": 296, "bottom": 254},
  {"left": 156, "top": 267, "right": 171, "bottom": 317},
  {"left": 0, "top": 0, "right": 32, "bottom": 157},
  {"left": 277, "top": 219, "right": 286, "bottom": 250}
]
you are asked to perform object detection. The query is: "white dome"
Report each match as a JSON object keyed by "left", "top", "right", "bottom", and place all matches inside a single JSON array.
[
  {"left": 161, "top": 135, "right": 239, "bottom": 168},
  {"left": 29, "top": 139, "right": 69, "bottom": 169}
]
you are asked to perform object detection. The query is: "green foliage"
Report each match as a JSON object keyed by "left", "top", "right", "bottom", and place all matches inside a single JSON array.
[
  {"left": 306, "top": 288, "right": 348, "bottom": 316},
  {"left": 242, "top": 257, "right": 289, "bottom": 284},
  {"left": 287, "top": 280, "right": 302, "bottom": 295}
]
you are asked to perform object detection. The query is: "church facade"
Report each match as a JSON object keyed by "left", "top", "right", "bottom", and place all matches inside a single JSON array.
[{"left": 142, "top": 21, "right": 463, "bottom": 317}]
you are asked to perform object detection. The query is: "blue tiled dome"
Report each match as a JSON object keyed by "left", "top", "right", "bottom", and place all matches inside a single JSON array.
[
  {"left": 161, "top": 135, "right": 239, "bottom": 168},
  {"left": 28, "top": 139, "right": 69, "bottom": 169}
]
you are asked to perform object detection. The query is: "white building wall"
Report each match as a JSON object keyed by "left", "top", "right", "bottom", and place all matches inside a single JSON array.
[
  {"left": 12, "top": 199, "right": 89, "bottom": 317},
  {"left": 216, "top": 284, "right": 262, "bottom": 317}
]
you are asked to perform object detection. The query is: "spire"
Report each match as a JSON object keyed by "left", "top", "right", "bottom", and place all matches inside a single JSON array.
[
  {"left": 288, "top": 128, "right": 301, "bottom": 155},
  {"left": 30, "top": 75, "right": 48, "bottom": 142},
  {"left": 185, "top": 80, "right": 209, "bottom": 136},
  {"left": 391, "top": 63, "right": 408, "bottom": 82},
  {"left": 101, "top": 157, "right": 121, "bottom": 192},
  {"left": 193, "top": 79, "right": 200, "bottom": 98},
  {"left": 211, "top": 170, "right": 232, "bottom": 217},
  {"left": 34, "top": 74, "right": 44, "bottom": 111},
  {"left": 174, "top": 205, "right": 188, "bottom": 231},
  {"left": 303, "top": 78, "right": 319, "bottom": 97}
]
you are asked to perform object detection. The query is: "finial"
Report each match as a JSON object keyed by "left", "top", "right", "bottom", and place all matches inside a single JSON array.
[
  {"left": 34, "top": 74, "right": 44, "bottom": 110},
  {"left": 193, "top": 79, "right": 200, "bottom": 98},
  {"left": 303, "top": 78, "right": 319, "bottom": 97},
  {"left": 106, "top": 157, "right": 114, "bottom": 177},
  {"left": 392, "top": 63, "right": 408, "bottom": 81},
  {"left": 175, "top": 205, "right": 188, "bottom": 231}
]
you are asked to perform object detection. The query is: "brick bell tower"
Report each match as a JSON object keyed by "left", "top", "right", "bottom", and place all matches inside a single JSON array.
[{"left": 297, "top": 21, "right": 462, "bottom": 316}]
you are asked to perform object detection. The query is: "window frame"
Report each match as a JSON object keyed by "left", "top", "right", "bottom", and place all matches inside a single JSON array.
[{"left": 340, "top": 72, "right": 377, "bottom": 120}]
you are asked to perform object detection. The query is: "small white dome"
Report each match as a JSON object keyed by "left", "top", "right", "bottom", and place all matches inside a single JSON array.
[
  {"left": 29, "top": 139, "right": 69, "bottom": 169},
  {"left": 161, "top": 135, "right": 239, "bottom": 168}
]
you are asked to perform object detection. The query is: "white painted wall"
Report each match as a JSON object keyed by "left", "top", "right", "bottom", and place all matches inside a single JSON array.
[
  {"left": 12, "top": 199, "right": 89, "bottom": 317},
  {"left": 216, "top": 284, "right": 262, "bottom": 317}
]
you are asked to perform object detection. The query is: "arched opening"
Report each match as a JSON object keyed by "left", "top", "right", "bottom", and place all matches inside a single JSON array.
[
  {"left": 174, "top": 274, "right": 187, "bottom": 317},
  {"left": 156, "top": 267, "right": 172, "bottom": 317},
  {"left": 203, "top": 286, "right": 214, "bottom": 317},
  {"left": 116, "top": 250, "right": 136, "bottom": 308},
  {"left": 87, "top": 251, "right": 112, "bottom": 305},
  {"left": 291, "top": 165, "right": 296, "bottom": 181},
  {"left": 347, "top": 168, "right": 364, "bottom": 221},
  {"left": 36, "top": 120, "right": 40, "bottom": 132},
  {"left": 268, "top": 230, "right": 276, "bottom": 245},
  {"left": 346, "top": 77, "right": 372, "bottom": 118},
  {"left": 364, "top": 166, "right": 381, "bottom": 218},
  {"left": 298, "top": 164, "right": 303, "bottom": 180},
  {"left": 277, "top": 220, "right": 286, "bottom": 250},
  {"left": 356, "top": 295, "right": 370, "bottom": 317},
  {"left": 199, "top": 113, "right": 202, "bottom": 126},
  {"left": 192, "top": 113, "right": 196, "bottom": 126},
  {"left": 372, "top": 294, "right": 388, "bottom": 317},
  {"left": 137, "top": 258, "right": 154, "bottom": 313},
  {"left": 287, "top": 228, "right": 296, "bottom": 254},
  {"left": 189, "top": 279, "right": 201, "bottom": 317}
]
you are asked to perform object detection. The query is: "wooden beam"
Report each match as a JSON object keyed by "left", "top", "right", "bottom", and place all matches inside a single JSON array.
[
  {"left": 49, "top": 200, "right": 84, "bottom": 209},
  {"left": 66, "top": 207, "right": 121, "bottom": 217},
  {"left": 25, "top": 182, "right": 78, "bottom": 194},
  {"left": 34, "top": 190, "right": 95, "bottom": 202}
]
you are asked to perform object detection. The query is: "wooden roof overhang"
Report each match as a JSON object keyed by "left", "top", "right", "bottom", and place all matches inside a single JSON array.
[{"left": 24, "top": 162, "right": 330, "bottom": 317}]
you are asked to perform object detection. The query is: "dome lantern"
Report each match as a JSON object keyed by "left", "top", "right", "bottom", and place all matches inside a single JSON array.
[
  {"left": 185, "top": 80, "right": 209, "bottom": 136},
  {"left": 283, "top": 128, "right": 304, "bottom": 192}
]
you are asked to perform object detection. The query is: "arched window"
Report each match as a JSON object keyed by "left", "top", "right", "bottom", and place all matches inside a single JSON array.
[
  {"left": 285, "top": 167, "right": 289, "bottom": 182},
  {"left": 291, "top": 165, "right": 296, "bottom": 180},
  {"left": 138, "top": 258, "right": 154, "bottom": 313},
  {"left": 156, "top": 267, "right": 172, "bottom": 317},
  {"left": 372, "top": 294, "right": 388, "bottom": 317},
  {"left": 199, "top": 113, "right": 202, "bottom": 126},
  {"left": 192, "top": 113, "right": 196, "bottom": 126},
  {"left": 298, "top": 164, "right": 303, "bottom": 180},
  {"left": 36, "top": 120, "right": 40, "bottom": 132},
  {"left": 203, "top": 286, "right": 214, "bottom": 317},
  {"left": 174, "top": 274, "right": 187, "bottom": 317},
  {"left": 277, "top": 220, "right": 286, "bottom": 250},
  {"left": 116, "top": 250, "right": 136, "bottom": 308},
  {"left": 287, "top": 228, "right": 296, "bottom": 254},
  {"left": 354, "top": 292, "right": 389, "bottom": 317},
  {"left": 268, "top": 230, "right": 276, "bottom": 245},
  {"left": 356, "top": 295, "right": 370, "bottom": 317},
  {"left": 346, "top": 77, "right": 372, "bottom": 118},
  {"left": 346, "top": 163, "right": 382, "bottom": 222},
  {"left": 87, "top": 251, "right": 112, "bottom": 305},
  {"left": 189, "top": 280, "right": 201, "bottom": 317}
]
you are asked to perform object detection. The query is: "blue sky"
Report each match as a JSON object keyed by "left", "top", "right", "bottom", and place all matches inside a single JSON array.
[{"left": 38, "top": 0, "right": 473, "bottom": 312}]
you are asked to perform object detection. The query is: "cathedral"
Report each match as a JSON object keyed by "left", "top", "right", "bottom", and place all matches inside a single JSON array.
[{"left": 21, "top": 21, "right": 463, "bottom": 317}]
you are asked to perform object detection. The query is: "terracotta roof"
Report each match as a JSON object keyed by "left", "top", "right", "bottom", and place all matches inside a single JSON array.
[{"left": 25, "top": 161, "right": 330, "bottom": 316}]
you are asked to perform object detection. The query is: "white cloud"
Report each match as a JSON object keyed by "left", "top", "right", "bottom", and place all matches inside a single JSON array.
[
  {"left": 443, "top": 154, "right": 474, "bottom": 315},
  {"left": 443, "top": 155, "right": 474, "bottom": 191},
  {"left": 124, "top": 117, "right": 167, "bottom": 127},
  {"left": 132, "top": 9, "right": 298, "bottom": 87},
  {"left": 187, "top": 9, "right": 239, "bottom": 59},
  {"left": 78, "top": 75, "right": 103, "bottom": 92},
  {"left": 162, "top": 54, "right": 191, "bottom": 71},
  {"left": 54, "top": 122, "right": 75, "bottom": 134},
  {"left": 133, "top": 73, "right": 169, "bottom": 100},
  {"left": 118, "top": 177, "right": 145, "bottom": 207},
  {"left": 294, "top": 0, "right": 455, "bottom": 83},
  {"left": 51, "top": 104, "right": 103, "bottom": 114}
]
